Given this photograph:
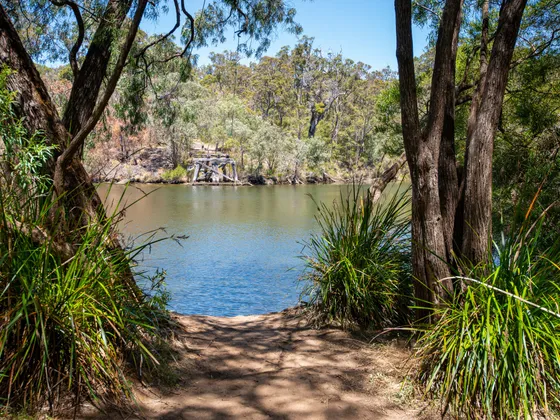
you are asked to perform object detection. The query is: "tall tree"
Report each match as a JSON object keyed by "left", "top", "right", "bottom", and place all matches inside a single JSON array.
[{"left": 395, "top": 0, "right": 529, "bottom": 316}]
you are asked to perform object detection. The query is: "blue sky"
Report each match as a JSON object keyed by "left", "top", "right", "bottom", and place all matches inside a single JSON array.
[{"left": 142, "top": 0, "right": 431, "bottom": 70}]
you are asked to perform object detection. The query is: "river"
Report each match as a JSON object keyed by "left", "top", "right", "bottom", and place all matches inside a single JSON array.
[{"left": 98, "top": 183, "right": 401, "bottom": 316}]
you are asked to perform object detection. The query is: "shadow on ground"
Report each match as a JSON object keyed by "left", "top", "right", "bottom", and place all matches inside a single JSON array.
[{"left": 79, "top": 309, "right": 433, "bottom": 420}]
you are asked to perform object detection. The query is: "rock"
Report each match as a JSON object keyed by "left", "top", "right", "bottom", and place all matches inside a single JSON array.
[{"left": 247, "top": 174, "right": 266, "bottom": 185}]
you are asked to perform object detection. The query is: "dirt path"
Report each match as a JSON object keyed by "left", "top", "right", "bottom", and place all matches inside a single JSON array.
[{"left": 83, "top": 310, "right": 434, "bottom": 419}]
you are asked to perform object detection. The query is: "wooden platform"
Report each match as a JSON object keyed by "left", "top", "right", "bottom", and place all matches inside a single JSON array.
[{"left": 192, "top": 156, "right": 239, "bottom": 184}]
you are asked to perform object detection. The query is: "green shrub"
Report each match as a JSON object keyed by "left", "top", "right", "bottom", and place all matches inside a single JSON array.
[
  {"left": 0, "top": 68, "right": 170, "bottom": 413},
  {"left": 416, "top": 212, "right": 560, "bottom": 419},
  {"left": 162, "top": 165, "right": 188, "bottom": 182},
  {"left": 300, "top": 183, "right": 412, "bottom": 329}
]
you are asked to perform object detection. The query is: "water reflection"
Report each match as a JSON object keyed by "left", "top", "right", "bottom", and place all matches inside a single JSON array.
[{"left": 97, "top": 183, "right": 402, "bottom": 316}]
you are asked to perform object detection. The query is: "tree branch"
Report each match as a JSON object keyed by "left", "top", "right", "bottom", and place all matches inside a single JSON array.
[
  {"left": 49, "top": 0, "right": 84, "bottom": 77},
  {"left": 413, "top": 1, "right": 441, "bottom": 19},
  {"left": 511, "top": 28, "right": 560, "bottom": 68},
  {"left": 55, "top": 0, "right": 148, "bottom": 186},
  {"left": 134, "top": 0, "right": 180, "bottom": 60}
]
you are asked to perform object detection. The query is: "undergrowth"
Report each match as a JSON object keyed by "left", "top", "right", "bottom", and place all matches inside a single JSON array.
[
  {"left": 299, "top": 183, "right": 412, "bottom": 329},
  {"left": 0, "top": 67, "right": 172, "bottom": 414},
  {"left": 415, "top": 206, "right": 560, "bottom": 419},
  {"left": 162, "top": 165, "right": 188, "bottom": 182}
]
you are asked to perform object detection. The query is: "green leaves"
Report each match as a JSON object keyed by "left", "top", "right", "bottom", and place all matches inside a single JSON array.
[
  {"left": 416, "top": 214, "right": 560, "bottom": 418},
  {"left": 300, "top": 183, "right": 412, "bottom": 329},
  {"left": 0, "top": 66, "right": 56, "bottom": 192}
]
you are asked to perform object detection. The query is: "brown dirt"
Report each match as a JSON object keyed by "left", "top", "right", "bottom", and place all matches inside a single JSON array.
[{"left": 81, "top": 309, "right": 436, "bottom": 419}]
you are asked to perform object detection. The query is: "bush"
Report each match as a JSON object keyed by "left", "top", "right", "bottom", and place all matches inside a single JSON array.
[
  {"left": 162, "top": 165, "right": 188, "bottom": 182},
  {"left": 0, "top": 69, "right": 170, "bottom": 413},
  {"left": 415, "top": 212, "right": 560, "bottom": 419},
  {"left": 299, "top": 183, "right": 412, "bottom": 329}
]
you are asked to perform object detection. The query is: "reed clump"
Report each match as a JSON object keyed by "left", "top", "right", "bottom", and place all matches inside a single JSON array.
[
  {"left": 0, "top": 69, "right": 170, "bottom": 413},
  {"left": 300, "top": 183, "right": 412, "bottom": 329},
  {"left": 415, "top": 212, "right": 560, "bottom": 419}
]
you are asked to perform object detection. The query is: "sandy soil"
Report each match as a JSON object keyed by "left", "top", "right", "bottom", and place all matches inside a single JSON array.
[{"left": 81, "top": 309, "right": 436, "bottom": 419}]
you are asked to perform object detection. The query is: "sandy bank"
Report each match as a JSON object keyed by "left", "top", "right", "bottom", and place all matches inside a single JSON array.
[{"left": 80, "top": 309, "right": 435, "bottom": 419}]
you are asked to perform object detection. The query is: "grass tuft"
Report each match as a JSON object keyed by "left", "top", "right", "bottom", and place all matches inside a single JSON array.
[
  {"left": 415, "top": 211, "right": 560, "bottom": 419},
  {"left": 299, "top": 183, "right": 412, "bottom": 329}
]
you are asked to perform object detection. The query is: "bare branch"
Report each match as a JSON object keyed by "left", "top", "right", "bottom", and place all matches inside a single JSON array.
[
  {"left": 134, "top": 0, "right": 180, "bottom": 60},
  {"left": 413, "top": 0, "right": 441, "bottom": 19},
  {"left": 511, "top": 28, "right": 560, "bottom": 68},
  {"left": 134, "top": 0, "right": 196, "bottom": 71},
  {"left": 49, "top": 0, "right": 84, "bottom": 77}
]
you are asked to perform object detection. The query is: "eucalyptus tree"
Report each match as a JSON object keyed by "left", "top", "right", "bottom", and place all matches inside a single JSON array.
[
  {"left": 0, "top": 0, "right": 301, "bottom": 236},
  {"left": 249, "top": 119, "right": 290, "bottom": 174},
  {"left": 250, "top": 55, "right": 293, "bottom": 124},
  {"left": 395, "top": 0, "right": 560, "bottom": 314}
]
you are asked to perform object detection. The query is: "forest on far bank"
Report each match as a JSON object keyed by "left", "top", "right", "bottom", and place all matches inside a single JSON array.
[
  {"left": 39, "top": 23, "right": 560, "bottom": 209},
  {"left": 39, "top": 36, "right": 404, "bottom": 184}
]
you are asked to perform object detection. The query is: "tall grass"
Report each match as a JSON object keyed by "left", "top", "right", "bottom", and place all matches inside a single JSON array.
[
  {"left": 0, "top": 68, "right": 170, "bottom": 413},
  {"left": 300, "top": 183, "right": 412, "bottom": 329},
  {"left": 416, "top": 210, "right": 560, "bottom": 418}
]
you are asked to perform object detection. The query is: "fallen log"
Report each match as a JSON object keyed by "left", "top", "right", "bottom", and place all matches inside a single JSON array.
[{"left": 370, "top": 153, "right": 407, "bottom": 201}]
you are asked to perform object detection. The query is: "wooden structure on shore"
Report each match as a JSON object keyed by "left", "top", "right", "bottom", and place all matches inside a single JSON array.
[{"left": 192, "top": 157, "right": 239, "bottom": 184}]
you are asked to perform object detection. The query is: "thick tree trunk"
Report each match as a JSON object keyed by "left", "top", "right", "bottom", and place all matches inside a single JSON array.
[
  {"left": 438, "top": 2, "right": 462, "bottom": 263},
  {"left": 396, "top": 0, "right": 437, "bottom": 319},
  {"left": 395, "top": 0, "right": 463, "bottom": 317},
  {"left": 462, "top": 0, "right": 528, "bottom": 263},
  {"left": 0, "top": 5, "right": 102, "bottom": 231},
  {"left": 396, "top": 0, "right": 528, "bottom": 320}
]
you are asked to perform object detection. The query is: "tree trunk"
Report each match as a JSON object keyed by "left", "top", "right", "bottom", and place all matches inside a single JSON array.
[
  {"left": 395, "top": 0, "right": 463, "bottom": 317},
  {"left": 395, "top": 0, "right": 528, "bottom": 320},
  {"left": 62, "top": 0, "right": 133, "bottom": 138},
  {"left": 331, "top": 102, "right": 340, "bottom": 144},
  {"left": 369, "top": 153, "right": 406, "bottom": 201},
  {"left": 308, "top": 108, "right": 325, "bottom": 138},
  {"left": 0, "top": 5, "right": 102, "bottom": 231},
  {"left": 437, "top": 2, "right": 462, "bottom": 263},
  {"left": 461, "top": 0, "right": 528, "bottom": 263}
]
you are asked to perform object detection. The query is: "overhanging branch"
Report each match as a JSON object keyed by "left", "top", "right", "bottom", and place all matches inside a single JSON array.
[{"left": 49, "top": 0, "right": 84, "bottom": 77}]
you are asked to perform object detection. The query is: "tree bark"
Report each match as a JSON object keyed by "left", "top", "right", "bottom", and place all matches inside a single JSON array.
[
  {"left": 438, "top": 1, "right": 462, "bottom": 262},
  {"left": 396, "top": 0, "right": 462, "bottom": 317},
  {"left": 62, "top": 0, "right": 134, "bottom": 137},
  {"left": 462, "top": 0, "right": 528, "bottom": 263},
  {"left": 0, "top": 5, "right": 101, "bottom": 230}
]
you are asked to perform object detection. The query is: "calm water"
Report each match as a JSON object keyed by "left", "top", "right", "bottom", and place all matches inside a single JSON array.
[{"left": 97, "top": 184, "right": 399, "bottom": 316}]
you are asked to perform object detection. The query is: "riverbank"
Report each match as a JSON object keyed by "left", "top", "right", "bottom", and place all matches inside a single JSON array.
[
  {"left": 87, "top": 147, "right": 400, "bottom": 186},
  {"left": 78, "top": 309, "right": 436, "bottom": 419}
]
